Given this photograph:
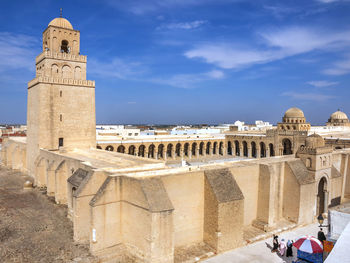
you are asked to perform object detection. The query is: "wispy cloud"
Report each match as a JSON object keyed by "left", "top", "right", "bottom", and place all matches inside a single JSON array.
[
  {"left": 317, "top": 0, "right": 342, "bottom": 3},
  {"left": 282, "top": 91, "right": 335, "bottom": 101},
  {"left": 0, "top": 32, "right": 39, "bottom": 72},
  {"left": 307, "top": 80, "right": 338, "bottom": 87},
  {"left": 323, "top": 55, "right": 350, "bottom": 75},
  {"left": 185, "top": 27, "right": 350, "bottom": 70},
  {"left": 105, "top": 0, "right": 241, "bottom": 15},
  {"left": 150, "top": 70, "right": 224, "bottom": 88},
  {"left": 157, "top": 20, "right": 207, "bottom": 30},
  {"left": 89, "top": 57, "right": 146, "bottom": 79}
]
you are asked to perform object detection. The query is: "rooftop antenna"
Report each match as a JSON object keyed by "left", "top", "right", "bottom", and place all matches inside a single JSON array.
[{"left": 59, "top": 8, "right": 63, "bottom": 18}]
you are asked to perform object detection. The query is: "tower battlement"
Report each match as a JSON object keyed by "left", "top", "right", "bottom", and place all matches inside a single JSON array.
[
  {"left": 36, "top": 51, "right": 87, "bottom": 64},
  {"left": 28, "top": 77, "right": 95, "bottom": 89}
]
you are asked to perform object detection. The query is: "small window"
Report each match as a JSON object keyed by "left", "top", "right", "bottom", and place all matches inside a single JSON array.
[
  {"left": 59, "top": 138, "right": 64, "bottom": 147},
  {"left": 60, "top": 91, "right": 62, "bottom": 97},
  {"left": 61, "top": 40, "right": 69, "bottom": 53},
  {"left": 60, "top": 114, "right": 62, "bottom": 121}
]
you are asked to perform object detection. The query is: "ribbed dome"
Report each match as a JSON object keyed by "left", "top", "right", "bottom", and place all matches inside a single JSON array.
[
  {"left": 305, "top": 134, "right": 325, "bottom": 148},
  {"left": 48, "top": 17, "right": 73, "bottom": 30},
  {"left": 330, "top": 110, "right": 348, "bottom": 120},
  {"left": 284, "top": 107, "right": 305, "bottom": 118}
]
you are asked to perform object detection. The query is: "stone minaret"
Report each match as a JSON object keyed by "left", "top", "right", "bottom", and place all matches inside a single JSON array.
[{"left": 26, "top": 17, "right": 96, "bottom": 177}]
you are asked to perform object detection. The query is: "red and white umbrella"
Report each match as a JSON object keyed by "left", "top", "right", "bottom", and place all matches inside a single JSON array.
[{"left": 293, "top": 235, "right": 323, "bottom": 253}]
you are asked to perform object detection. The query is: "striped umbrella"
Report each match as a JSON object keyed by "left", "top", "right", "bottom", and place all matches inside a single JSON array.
[{"left": 293, "top": 235, "right": 323, "bottom": 253}]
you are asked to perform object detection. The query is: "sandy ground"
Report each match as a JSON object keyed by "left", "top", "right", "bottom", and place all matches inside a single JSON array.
[{"left": 0, "top": 165, "right": 98, "bottom": 263}]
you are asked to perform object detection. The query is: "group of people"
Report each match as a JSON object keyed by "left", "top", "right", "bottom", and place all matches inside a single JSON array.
[{"left": 272, "top": 235, "right": 294, "bottom": 257}]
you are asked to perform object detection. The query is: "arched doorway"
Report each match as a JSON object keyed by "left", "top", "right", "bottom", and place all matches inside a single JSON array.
[
  {"left": 117, "top": 145, "right": 125, "bottom": 153},
  {"left": 317, "top": 177, "right": 328, "bottom": 216},
  {"left": 192, "top": 143, "right": 197, "bottom": 157},
  {"left": 243, "top": 141, "right": 248, "bottom": 157},
  {"left": 175, "top": 143, "right": 181, "bottom": 157},
  {"left": 235, "top": 141, "right": 240, "bottom": 156},
  {"left": 128, "top": 145, "right": 135, "bottom": 155},
  {"left": 251, "top": 142, "right": 257, "bottom": 158},
  {"left": 219, "top": 142, "right": 224, "bottom": 155},
  {"left": 269, "top": 143, "right": 274, "bottom": 157},
  {"left": 183, "top": 143, "right": 189, "bottom": 157},
  {"left": 138, "top": 145, "right": 145, "bottom": 157},
  {"left": 167, "top": 144, "right": 173, "bottom": 158},
  {"left": 227, "top": 141, "right": 232, "bottom": 155},
  {"left": 106, "top": 145, "right": 114, "bottom": 151},
  {"left": 206, "top": 142, "right": 211, "bottom": 155},
  {"left": 212, "top": 142, "right": 217, "bottom": 155},
  {"left": 199, "top": 142, "right": 204, "bottom": 156},
  {"left": 282, "top": 139, "right": 292, "bottom": 155},
  {"left": 260, "top": 142, "right": 266, "bottom": 158},
  {"left": 158, "top": 144, "right": 164, "bottom": 159},
  {"left": 148, "top": 144, "right": 155, "bottom": 158}
]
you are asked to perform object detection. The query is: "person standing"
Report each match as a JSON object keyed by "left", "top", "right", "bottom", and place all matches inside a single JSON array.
[
  {"left": 286, "top": 240, "right": 293, "bottom": 257},
  {"left": 318, "top": 228, "right": 326, "bottom": 244},
  {"left": 279, "top": 239, "right": 287, "bottom": 256},
  {"left": 272, "top": 235, "right": 279, "bottom": 252}
]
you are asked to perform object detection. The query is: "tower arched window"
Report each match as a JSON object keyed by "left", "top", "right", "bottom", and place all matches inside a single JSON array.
[{"left": 61, "top": 40, "right": 69, "bottom": 53}]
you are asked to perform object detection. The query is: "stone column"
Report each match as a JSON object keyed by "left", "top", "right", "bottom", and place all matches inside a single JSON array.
[
  {"left": 256, "top": 146, "right": 261, "bottom": 159},
  {"left": 239, "top": 146, "right": 243, "bottom": 157},
  {"left": 172, "top": 148, "right": 176, "bottom": 160},
  {"left": 155, "top": 150, "right": 158, "bottom": 160},
  {"left": 210, "top": 146, "right": 214, "bottom": 156},
  {"left": 248, "top": 147, "right": 252, "bottom": 158},
  {"left": 266, "top": 146, "right": 270, "bottom": 157},
  {"left": 196, "top": 147, "right": 199, "bottom": 158}
]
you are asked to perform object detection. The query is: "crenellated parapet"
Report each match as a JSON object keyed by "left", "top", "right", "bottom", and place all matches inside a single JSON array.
[
  {"left": 36, "top": 50, "right": 87, "bottom": 64},
  {"left": 298, "top": 145, "right": 333, "bottom": 155},
  {"left": 28, "top": 76, "right": 95, "bottom": 89}
]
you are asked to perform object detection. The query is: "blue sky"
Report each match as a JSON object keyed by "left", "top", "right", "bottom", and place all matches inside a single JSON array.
[{"left": 1, "top": 0, "right": 350, "bottom": 125}]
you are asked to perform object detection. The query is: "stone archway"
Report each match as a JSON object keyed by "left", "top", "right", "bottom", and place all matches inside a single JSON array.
[
  {"left": 317, "top": 177, "right": 328, "bottom": 216},
  {"left": 282, "top": 138, "right": 292, "bottom": 155}
]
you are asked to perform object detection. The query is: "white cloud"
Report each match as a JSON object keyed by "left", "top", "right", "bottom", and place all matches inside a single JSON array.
[
  {"left": 157, "top": 20, "right": 207, "bottom": 30},
  {"left": 282, "top": 91, "right": 335, "bottom": 101},
  {"left": 0, "top": 32, "right": 39, "bottom": 72},
  {"left": 185, "top": 27, "right": 350, "bottom": 69},
  {"left": 151, "top": 70, "right": 225, "bottom": 88},
  {"left": 323, "top": 56, "right": 350, "bottom": 75},
  {"left": 89, "top": 57, "right": 146, "bottom": 79},
  {"left": 307, "top": 80, "right": 339, "bottom": 87}
]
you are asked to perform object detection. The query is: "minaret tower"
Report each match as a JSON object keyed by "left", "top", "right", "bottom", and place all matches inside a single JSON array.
[{"left": 27, "top": 16, "right": 96, "bottom": 176}]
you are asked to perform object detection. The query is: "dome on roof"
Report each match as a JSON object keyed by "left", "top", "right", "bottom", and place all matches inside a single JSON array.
[
  {"left": 284, "top": 107, "right": 305, "bottom": 118},
  {"left": 305, "top": 133, "right": 325, "bottom": 148},
  {"left": 48, "top": 17, "right": 73, "bottom": 30},
  {"left": 330, "top": 110, "right": 348, "bottom": 121}
]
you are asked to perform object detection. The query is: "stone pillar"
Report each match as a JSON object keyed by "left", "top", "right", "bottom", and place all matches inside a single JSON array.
[
  {"left": 248, "top": 147, "right": 252, "bottom": 158},
  {"left": 135, "top": 148, "right": 139, "bottom": 157},
  {"left": 172, "top": 148, "right": 176, "bottom": 160},
  {"left": 155, "top": 150, "right": 158, "bottom": 160},
  {"left": 256, "top": 146, "right": 261, "bottom": 159},
  {"left": 196, "top": 147, "right": 199, "bottom": 158},
  {"left": 210, "top": 146, "right": 214, "bottom": 156},
  {"left": 266, "top": 146, "right": 270, "bottom": 157},
  {"left": 239, "top": 146, "right": 243, "bottom": 157}
]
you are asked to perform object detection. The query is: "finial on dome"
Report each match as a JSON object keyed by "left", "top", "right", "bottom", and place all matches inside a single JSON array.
[{"left": 60, "top": 8, "right": 62, "bottom": 18}]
